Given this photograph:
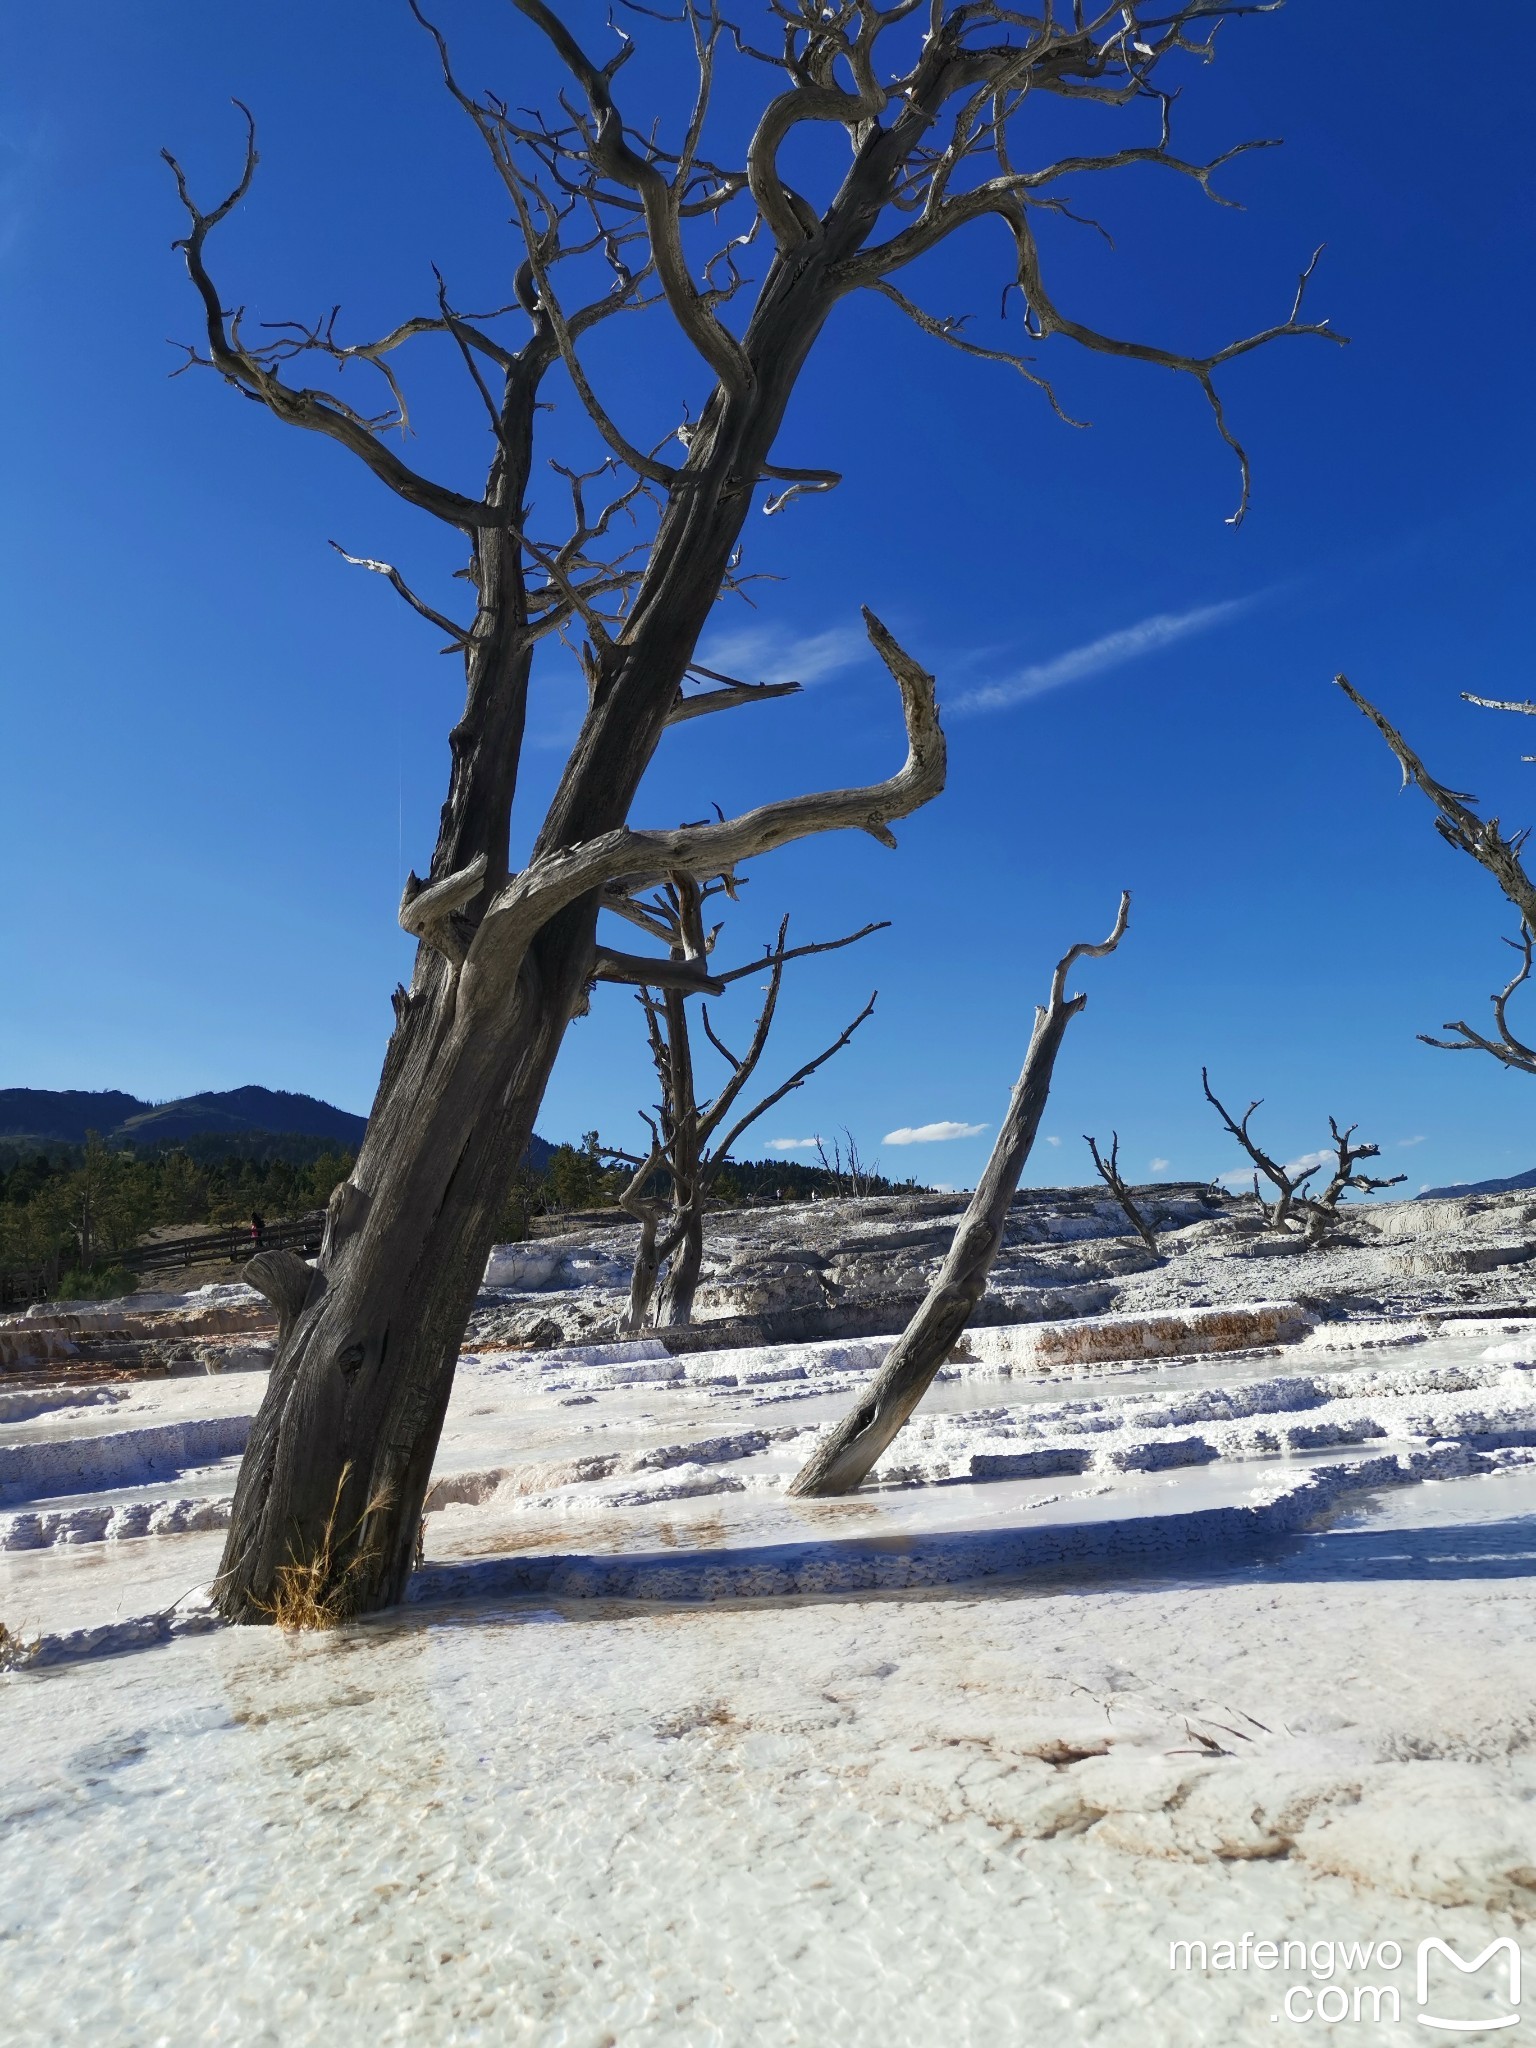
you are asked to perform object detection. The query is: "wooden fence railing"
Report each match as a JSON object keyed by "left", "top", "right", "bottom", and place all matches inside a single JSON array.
[
  {"left": 0, "top": 1212, "right": 325, "bottom": 1310},
  {"left": 117, "top": 1214, "right": 326, "bottom": 1271}
]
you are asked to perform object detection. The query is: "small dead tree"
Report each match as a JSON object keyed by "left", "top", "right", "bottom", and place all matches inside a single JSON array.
[
  {"left": 1202, "top": 1073, "right": 1402, "bottom": 1239},
  {"left": 791, "top": 894, "right": 1130, "bottom": 1497},
  {"left": 1298, "top": 1118, "right": 1405, "bottom": 1247},
  {"left": 1084, "top": 1132, "right": 1159, "bottom": 1254},
  {"left": 166, "top": 2, "right": 1334, "bottom": 1621},
  {"left": 1339, "top": 678, "right": 1536, "bottom": 1075},
  {"left": 606, "top": 874, "right": 882, "bottom": 1328},
  {"left": 814, "top": 1129, "right": 874, "bottom": 1199},
  {"left": 1200, "top": 1069, "right": 1320, "bottom": 1229}
]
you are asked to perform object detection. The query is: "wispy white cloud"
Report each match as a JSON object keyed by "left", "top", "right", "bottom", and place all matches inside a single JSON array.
[
  {"left": 1219, "top": 1148, "right": 1327, "bottom": 1194},
  {"left": 695, "top": 622, "right": 867, "bottom": 689},
  {"left": 1149, "top": 1156, "right": 1171, "bottom": 1172},
  {"left": 884, "top": 1119, "right": 989, "bottom": 1145},
  {"left": 528, "top": 617, "right": 865, "bottom": 751},
  {"left": 1285, "top": 1149, "right": 1331, "bottom": 1181},
  {"left": 1045, "top": 1135, "right": 1062, "bottom": 1147},
  {"left": 766, "top": 1137, "right": 820, "bottom": 1153},
  {"left": 1397, "top": 1134, "right": 1426, "bottom": 1148},
  {"left": 951, "top": 597, "right": 1256, "bottom": 716}
]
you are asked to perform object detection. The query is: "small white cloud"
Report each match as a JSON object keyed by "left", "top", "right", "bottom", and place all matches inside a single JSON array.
[
  {"left": 1045, "top": 1135, "right": 1062, "bottom": 1148},
  {"left": 1419, "top": 1183, "right": 1431, "bottom": 1194},
  {"left": 1284, "top": 1149, "right": 1331, "bottom": 1181},
  {"left": 766, "top": 1137, "right": 820, "bottom": 1153},
  {"left": 1398, "top": 1135, "right": 1427, "bottom": 1148},
  {"left": 1149, "top": 1157, "right": 1171, "bottom": 1173},
  {"left": 950, "top": 597, "right": 1257, "bottom": 717},
  {"left": 695, "top": 622, "right": 867, "bottom": 689},
  {"left": 884, "top": 1120, "right": 989, "bottom": 1146}
]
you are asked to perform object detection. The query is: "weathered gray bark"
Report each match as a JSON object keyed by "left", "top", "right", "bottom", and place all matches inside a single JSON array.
[
  {"left": 658, "top": 1207, "right": 707, "bottom": 1327},
  {"left": 1339, "top": 677, "right": 1536, "bottom": 1075},
  {"left": 160, "top": 1, "right": 1326, "bottom": 1620},
  {"left": 789, "top": 895, "right": 1131, "bottom": 1497},
  {"left": 221, "top": 625, "right": 940, "bottom": 1617}
]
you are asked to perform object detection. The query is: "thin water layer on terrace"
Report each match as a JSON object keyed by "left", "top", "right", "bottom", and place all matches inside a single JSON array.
[
  {"left": 6, "top": 1318, "right": 1534, "bottom": 1626},
  {"left": 1, "top": 1529, "right": 227, "bottom": 1639},
  {"left": 4, "top": 1550, "right": 1533, "bottom": 2048},
  {"left": 3, "top": 1325, "right": 1533, "bottom": 2044},
  {"left": 0, "top": 1371, "right": 256, "bottom": 1448}
]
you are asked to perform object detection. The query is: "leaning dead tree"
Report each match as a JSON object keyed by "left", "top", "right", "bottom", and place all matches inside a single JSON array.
[
  {"left": 168, "top": 1, "right": 1335, "bottom": 1621},
  {"left": 1201, "top": 1070, "right": 1402, "bottom": 1238},
  {"left": 791, "top": 894, "right": 1130, "bottom": 1496},
  {"left": 1083, "top": 1132, "right": 1158, "bottom": 1253},
  {"left": 606, "top": 873, "right": 882, "bottom": 1328},
  {"left": 1339, "top": 678, "right": 1536, "bottom": 1076}
]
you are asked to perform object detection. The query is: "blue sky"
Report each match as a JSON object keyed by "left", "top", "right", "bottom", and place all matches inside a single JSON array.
[{"left": 2, "top": 4, "right": 1532, "bottom": 1199}]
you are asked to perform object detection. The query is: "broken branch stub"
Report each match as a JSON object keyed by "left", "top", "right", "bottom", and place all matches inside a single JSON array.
[
  {"left": 789, "top": 893, "right": 1132, "bottom": 1498},
  {"left": 244, "top": 1249, "right": 317, "bottom": 1344}
]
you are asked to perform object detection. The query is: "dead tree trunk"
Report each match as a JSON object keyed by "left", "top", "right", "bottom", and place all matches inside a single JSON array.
[
  {"left": 658, "top": 1209, "right": 706, "bottom": 1327},
  {"left": 163, "top": 3, "right": 1330, "bottom": 1620},
  {"left": 1297, "top": 1118, "right": 1405, "bottom": 1247},
  {"left": 609, "top": 881, "right": 883, "bottom": 1330},
  {"left": 618, "top": 1134, "right": 666, "bottom": 1335},
  {"left": 790, "top": 896, "right": 1130, "bottom": 1497},
  {"left": 1084, "top": 1132, "right": 1159, "bottom": 1254}
]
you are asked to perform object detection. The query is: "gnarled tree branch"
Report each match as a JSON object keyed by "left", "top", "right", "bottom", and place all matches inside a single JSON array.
[{"left": 473, "top": 609, "right": 942, "bottom": 963}]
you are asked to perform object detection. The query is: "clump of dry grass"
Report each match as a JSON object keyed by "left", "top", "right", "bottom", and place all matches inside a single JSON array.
[
  {"left": 0, "top": 1619, "right": 38, "bottom": 1670},
  {"left": 258, "top": 1464, "right": 393, "bottom": 1632}
]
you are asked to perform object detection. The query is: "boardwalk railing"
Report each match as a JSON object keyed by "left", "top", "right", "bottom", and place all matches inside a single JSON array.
[
  {"left": 118, "top": 1214, "right": 326, "bottom": 1271},
  {"left": 0, "top": 1213, "right": 325, "bottom": 1309}
]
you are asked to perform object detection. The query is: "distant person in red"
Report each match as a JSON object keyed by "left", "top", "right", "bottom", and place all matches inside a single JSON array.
[{"left": 250, "top": 1212, "right": 266, "bottom": 1252}]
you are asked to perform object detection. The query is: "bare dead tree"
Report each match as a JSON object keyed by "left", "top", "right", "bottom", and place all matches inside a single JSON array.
[
  {"left": 1338, "top": 678, "right": 1536, "bottom": 1077},
  {"left": 1084, "top": 1131, "right": 1159, "bottom": 1253},
  {"left": 791, "top": 894, "right": 1130, "bottom": 1496},
  {"left": 169, "top": 3, "right": 1336, "bottom": 1622},
  {"left": 1200, "top": 1069, "right": 1318, "bottom": 1228},
  {"left": 1297, "top": 1118, "right": 1405, "bottom": 1247},
  {"left": 1202, "top": 1071, "right": 1401, "bottom": 1239},
  {"left": 605, "top": 875, "right": 882, "bottom": 1328},
  {"left": 814, "top": 1128, "right": 875, "bottom": 1198}
]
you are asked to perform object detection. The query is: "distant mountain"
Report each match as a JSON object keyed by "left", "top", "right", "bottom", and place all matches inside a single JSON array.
[
  {"left": 0, "top": 1085, "right": 553, "bottom": 1169},
  {"left": 1420, "top": 1166, "right": 1536, "bottom": 1200},
  {"left": 114, "top": 1087, "right": 367, "bottom": 1148},
  {"left": 0, "top": 1090, "right": 144, "bottom": 1144}
]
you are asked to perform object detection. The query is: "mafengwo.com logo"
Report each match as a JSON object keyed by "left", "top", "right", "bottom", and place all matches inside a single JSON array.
[{"left": 1168, "top": 1933, "right": 1522, "bottom": 2029}]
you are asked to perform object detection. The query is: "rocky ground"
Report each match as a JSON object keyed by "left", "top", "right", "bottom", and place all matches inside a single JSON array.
[
  {"left": 469, "top": 1181, "right": 1536, "bottom": 1352},
  {"left": 4, "top": 1184, "right": 1535, "bottom": 2046},
  {"left": 7, "top": 1183, "right": 1536, "bottom": 1386}
]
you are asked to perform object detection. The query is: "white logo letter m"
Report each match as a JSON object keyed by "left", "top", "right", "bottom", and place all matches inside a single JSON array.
[{"left": 1417, "top": 1937, "right": 1521, "bottom": 2031}]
